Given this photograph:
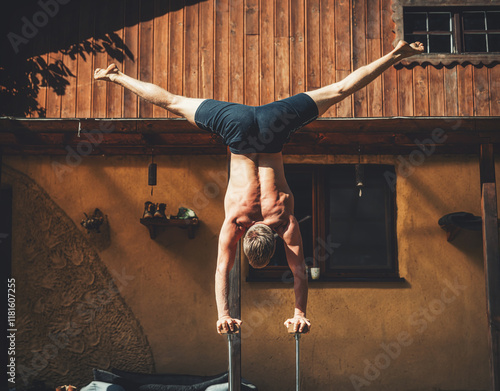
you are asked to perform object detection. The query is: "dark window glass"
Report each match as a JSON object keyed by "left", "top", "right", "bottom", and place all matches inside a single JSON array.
[
  {"left": 487, "top": 11, "right": 500, "bottom": 30},
  {"left": 429, "top": 12, "right": 451, "bottom": 31},
  {"left": 268, "top": 237, "right": 287, "bottom": 267},
  {"left": 463, "top": 11, "right": 486, "bottom": 31},
  {"left": 326, "top": 165, "right": 395, "bottom": 272},
  {"left": 429, "top": 35, "right": 452, "bottom": 53},
  {"left": 488, "top": 34, "right": 500, "bottom": 52},
  {"left": 465, "top": 33, "right": 487, "bottom": 52},
  {"left": 405, "top": 34, "right": 428, "bottom": 47},
  {"left": 405, "top": 12, "right": 427, "bottom": 32},
  {"left": 267, "top": 170, "right": 313, "bottom": 267}
]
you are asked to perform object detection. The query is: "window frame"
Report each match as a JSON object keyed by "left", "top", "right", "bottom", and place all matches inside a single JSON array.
[
  {"left": 404, "top": 10, "right": 455, "bottom": 54},
  {"left": 460, "top": 9, "right": 500, "bottom": 53},
  {"left": 246, "top": 164, "right": 402, "bottom": 283},
  {"left": 392, "top": 0, "right": 500, "bottom": 66},
  {"left": 323, "top": 165, "right": 399, "bottom": 280}
]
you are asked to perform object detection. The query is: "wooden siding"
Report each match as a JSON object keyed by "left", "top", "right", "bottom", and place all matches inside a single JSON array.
[{"left": 23, "top": 0, "right": 500, "bottom": 119}]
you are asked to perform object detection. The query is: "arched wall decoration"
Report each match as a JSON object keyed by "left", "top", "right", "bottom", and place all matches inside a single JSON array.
[{"left": 2, "top": 165, "right": 155, "bottom": 390}]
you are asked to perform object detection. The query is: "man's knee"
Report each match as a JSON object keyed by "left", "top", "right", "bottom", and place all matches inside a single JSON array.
[
  {"left": 305, "top": 85, "right": 343, "bottom": 116},
  {"left": 171, "top": 96, "right": 205, "bottom": 123},
  {"left": 167, "top": 94, "right": 184, "bottom": 112},
  {"left": 167, "top": 95, "right": 187, "bottom": 114}
]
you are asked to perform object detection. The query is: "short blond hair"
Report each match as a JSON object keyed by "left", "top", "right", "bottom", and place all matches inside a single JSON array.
[{"left": 243, "top": 224, "right": 276, "bottom": 268}]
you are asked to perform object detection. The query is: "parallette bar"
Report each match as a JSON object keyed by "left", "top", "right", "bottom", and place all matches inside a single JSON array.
[
  {"left": 287, "top": 324, "right": 309, "bottom": 334},
  {"left": 220, "top": 325, "right": 241, "bottom": 334}
]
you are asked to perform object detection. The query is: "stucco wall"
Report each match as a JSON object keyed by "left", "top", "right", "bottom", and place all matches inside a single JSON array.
[{"left": 2, "top": 154, "right": 495, "bottom": 391}]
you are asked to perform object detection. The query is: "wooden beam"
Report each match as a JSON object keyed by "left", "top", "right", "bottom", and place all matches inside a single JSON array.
[
  {"left": 2, "top": 117, "right": 500, "bottom": 155},
  {"left": 3, "top": 116, "right": 500, "bottom": 134},
  {"left": 480, "top": 142, "right": 500, "bottom": 391}
]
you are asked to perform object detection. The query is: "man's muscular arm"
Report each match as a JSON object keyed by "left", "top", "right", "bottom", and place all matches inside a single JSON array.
[
  {"left": 281, "top": 215, "right": 311, "bottom": 333},
  {"left": 215, "top": 218, "right": 245, "bottom": 334}
]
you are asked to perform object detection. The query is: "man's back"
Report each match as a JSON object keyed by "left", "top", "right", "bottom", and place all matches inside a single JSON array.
[{"left": 225, "top": 153, "right": 293, "bottom": 237}]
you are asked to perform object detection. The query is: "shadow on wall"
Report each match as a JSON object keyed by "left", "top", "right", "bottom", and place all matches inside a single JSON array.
[
  {"left": 2, "top": 164, "right": 155, "bottom": 390},
  {"left": 0, "top": 0, "right": 208, "bottom": 117}
]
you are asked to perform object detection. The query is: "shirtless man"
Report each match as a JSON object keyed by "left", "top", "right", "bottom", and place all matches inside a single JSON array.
[{"left": 94, "top": 40, "right": 424, "bottom": 335}]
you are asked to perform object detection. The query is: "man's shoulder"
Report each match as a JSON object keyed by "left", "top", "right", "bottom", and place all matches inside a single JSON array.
[{"left": 219, "top": 218, "right": 246, "bottom": 246}]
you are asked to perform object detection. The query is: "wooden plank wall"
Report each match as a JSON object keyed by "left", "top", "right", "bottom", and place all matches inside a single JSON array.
[{"left": 29, "top": 0, "right": 500, "bottom": 119}]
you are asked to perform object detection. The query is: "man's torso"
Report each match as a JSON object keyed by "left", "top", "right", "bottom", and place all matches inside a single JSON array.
[{"left": 225, "top": 152, "right": 293, "bottom": 233}]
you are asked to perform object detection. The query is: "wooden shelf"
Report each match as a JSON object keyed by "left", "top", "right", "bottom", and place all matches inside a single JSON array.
[
  {"left": 140, "top": 217, "right": 199, "bottom": 239},
  {"left": 440, "top": 221, "right": 500, "bottom": 243}
]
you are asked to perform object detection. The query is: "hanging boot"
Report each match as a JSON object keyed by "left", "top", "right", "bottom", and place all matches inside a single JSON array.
[
  {"left": 143, "top": 201, "right": 155, "bottom": 219},
  {"left": 154, "top": 203, "right": 167, "bottom": 219}
]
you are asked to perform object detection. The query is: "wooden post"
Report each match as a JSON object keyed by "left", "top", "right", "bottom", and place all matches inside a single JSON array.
[
  {"left": 480, "top": 143, "right": 500, "bottom": 391},
  {"left": 481, "top": 144, "right": 496, "bottom": 188},
  {"left": 227, "top": 151, "right": 241, "bottom": 391}
]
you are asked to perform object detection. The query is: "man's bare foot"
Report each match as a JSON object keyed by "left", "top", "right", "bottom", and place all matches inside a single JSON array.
[
  {"left": 394, "top": 40, "right": 425, "bottom": 58},
  {"left": 94, "top": 64, "right": 120, "bottom": 82}
]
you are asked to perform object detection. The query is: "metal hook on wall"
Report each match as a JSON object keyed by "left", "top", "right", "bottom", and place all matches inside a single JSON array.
[
  {"left": 148, "top": 149, "right": 157, "bottom": 196},
  {"left": 355, "top": 144, "right": 364, "bottom": 197}
]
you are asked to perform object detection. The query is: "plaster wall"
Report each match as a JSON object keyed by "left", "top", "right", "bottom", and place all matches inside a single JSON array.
[{"left": 2, "top": 154, "right": 495, "bottom": 391}]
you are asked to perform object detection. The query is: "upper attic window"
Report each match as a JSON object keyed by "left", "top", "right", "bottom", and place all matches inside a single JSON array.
[
  {"left": 392, "top": 1, "right": 500, "bottom": 65},
  {"left": 404, "top": 8, "right": 500, "bottom": 54},
  {"left": 462, "top": 10, "right": 500, "bottom": 52},
  {"left": 404, "top": 11, "right": 453, "bottom": 53}
]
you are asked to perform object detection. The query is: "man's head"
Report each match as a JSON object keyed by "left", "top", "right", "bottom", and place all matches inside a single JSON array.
[{"left": 243, "top": 223, "right": 276, "bottom": 268}]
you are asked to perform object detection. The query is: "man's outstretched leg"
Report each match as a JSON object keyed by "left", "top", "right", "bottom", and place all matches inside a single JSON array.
[
  {"left": 305, "top": 40, "right": 424, "bottom": 116},
  {"left": 94, "top": 64, "right": 204, "bottom": 124}
]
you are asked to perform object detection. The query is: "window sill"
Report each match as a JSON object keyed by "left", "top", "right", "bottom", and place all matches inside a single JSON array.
[
  {"left": 246, "top": 275, "right": 407, "bottom": 283},
  {"left": 396, "top": 53, "right": 500, "bottom": 67}
]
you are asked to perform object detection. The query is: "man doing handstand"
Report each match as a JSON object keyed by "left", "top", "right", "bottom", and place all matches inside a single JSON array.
[{"left": 94, "top": 40, "right": 424, "bottom": 335}]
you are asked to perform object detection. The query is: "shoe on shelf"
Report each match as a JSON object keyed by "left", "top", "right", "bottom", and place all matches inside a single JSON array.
[
  {"left": 154, "top": 203, "right": 167, "bottom": 219},
  {"left": 143, "top": 201, "right": 155, "bottom": 219}
]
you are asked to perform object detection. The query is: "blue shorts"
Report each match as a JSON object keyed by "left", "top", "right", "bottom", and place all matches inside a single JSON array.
[{"left": 194, "top": 93, "right": 319, "bottom": 154}]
